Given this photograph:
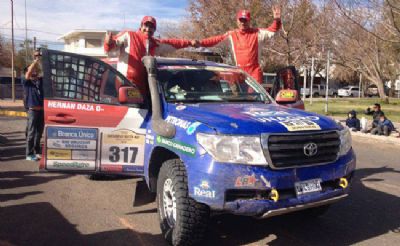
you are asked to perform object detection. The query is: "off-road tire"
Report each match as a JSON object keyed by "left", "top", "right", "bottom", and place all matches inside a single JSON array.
[{"left": 157, "top": 159, "right": 210, "bottom": 246}]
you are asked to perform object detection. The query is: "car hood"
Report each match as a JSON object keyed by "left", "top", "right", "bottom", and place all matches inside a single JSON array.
[{"left": 167, "top": 103, "right": 339, "bottom": 135}]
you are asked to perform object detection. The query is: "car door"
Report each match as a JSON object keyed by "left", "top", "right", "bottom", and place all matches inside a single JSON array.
[{"left": 39, "top": 49, "right": 149, "bottom": 176}]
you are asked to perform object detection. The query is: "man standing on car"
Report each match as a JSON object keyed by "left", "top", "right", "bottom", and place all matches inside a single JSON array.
[
  {"left": 104, "top": 16, "right": 195, "bottom": 95},
  {"left": 195, "top": 6, "right": 281, "bottom": 84},
  {"left": 24, "top": 50, "right": 44, "bottom": 161}
]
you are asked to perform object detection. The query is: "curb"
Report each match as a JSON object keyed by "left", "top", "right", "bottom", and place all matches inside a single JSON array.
[
  {"left": 0, "top": 110, "right": 27, "bottom": 117},
  {"left": 351, "top": 131, "right": 400, "bottom": 146}
]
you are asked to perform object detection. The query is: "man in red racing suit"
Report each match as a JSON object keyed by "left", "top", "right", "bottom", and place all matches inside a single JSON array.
[
  {"left": 104, "top": 16, "right": 194, "bottom": 95},
  {"left": 198, "top": 7, "right": 281, "bottom": 84}
]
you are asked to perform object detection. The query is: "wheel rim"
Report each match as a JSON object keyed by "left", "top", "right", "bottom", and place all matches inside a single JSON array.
[{"left": 162, "top": 178, "right": 177, "bottom": 227}]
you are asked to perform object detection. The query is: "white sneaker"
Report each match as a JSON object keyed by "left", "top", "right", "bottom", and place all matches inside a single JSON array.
[
  {"left": 26, "top": 155, "right": 39, "bottom": 161},
  {"left": 36, "top": 154, "right": 42, "bottom": 160}
]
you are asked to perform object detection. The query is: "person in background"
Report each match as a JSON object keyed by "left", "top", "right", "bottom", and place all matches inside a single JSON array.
[
  {"left": 23, "top": 49, "right": 44, "bottom": 161},
  {"left": 365, "top": 103, "right": 384, "bottom": 128},
  {"left": 346, "top": 110, "right": 361, "bottom": 131},
  {"left": 371, "top": 112, "right": 395, "bottom": 136}
]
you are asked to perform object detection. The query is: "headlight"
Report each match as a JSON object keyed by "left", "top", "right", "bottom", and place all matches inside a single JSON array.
[
  {"left": 339, "top": 127, "right": 352, "bottom": 156},
  {"left": 196, "top": 133, "right": 268, "bottom": 165}
]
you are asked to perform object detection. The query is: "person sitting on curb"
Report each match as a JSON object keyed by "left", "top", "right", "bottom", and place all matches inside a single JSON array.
[
  {"left": 346, "top": 110, "right": 360, "bottom": 131},
  {"left": 370, "top": 112, "right": 395, "bottom": 136},
  {"left": 365, "top": 103, "right": 384, "bottom": 128}
]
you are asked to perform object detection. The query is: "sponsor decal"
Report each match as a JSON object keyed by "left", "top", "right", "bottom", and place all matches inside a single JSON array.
[
  {"left": 235, "top": 174, "right": 258, "bottom": 187},
  {"left": 156, "top": 136, "right": 196, "bottom": 156},
  {"left": 46, "top": 160, "right": 95, "bottom": 170},
  {"left": 243, "top": 110, "right": 321, "bottom": 131},
  {"left": 145, "top": 134, "right": 155, "bottom": 145},
  {"left": 72, "top": 150, "right": 96, "bottom": 160},
  {"left": 278, "top": 90, "right": 295, "bottom": 99},
  {"left": 165, "top": 116, "right": 191, "bottom": 129},
  {"left": 101, "top": 165, "right": 123, "bottom": 172},
  {"left": 194, "top": 180, "right": 216, "bottom": 199},
  {"left": 47, "top": 149, "right": 71, "bottom": 160},
  {"left": 278, "top": 120, "right": 321, "bottom": 131},
  {"left": 260, "top": 175, "right": 271, "bottom": 188},
  {"left": 176, "top": 105, "right": 186, "bottom": 111},
  {"left": 101, "top": 129, "right": 145, "bottom": 167},
  {"left": 47, "top": 101, "right": 104, "bottom": 112},
  {"left": 102, "top": 129, "right": 144, "bottom": 145},
  {"left": 186, "top": 122, "right": 202, "bottom": 135},
  {"left": 123, "top": 165, "right": 144, "bottom": 173},
  {"left": 47, "top": 139, "right": 97, "bottom": 150},
  {"left": 47, "top": 127, "right": 97, "bottom": 140}
]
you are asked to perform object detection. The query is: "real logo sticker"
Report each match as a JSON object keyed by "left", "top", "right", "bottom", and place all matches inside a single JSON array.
[{"left": 194, "top": 180, "right": 216, "bottom": 199}]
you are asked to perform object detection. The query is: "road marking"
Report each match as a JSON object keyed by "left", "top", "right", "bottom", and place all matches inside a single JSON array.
[
  {"left": 0, "top": 110, "right": 27, "bottom": 117},
  {"left": 118, "top": 217, "right": 147, "bottom": 246}
]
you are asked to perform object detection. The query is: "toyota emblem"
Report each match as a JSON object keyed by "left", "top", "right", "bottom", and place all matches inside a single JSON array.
[{"left": 304, "top": 142, "right": 318, "bottom": 157}]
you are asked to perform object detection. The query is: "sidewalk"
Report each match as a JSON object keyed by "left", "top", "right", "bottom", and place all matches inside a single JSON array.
[
  {"left": 0, "top": 99, "right": 27, "bottom": 117},
  {"left": 1, "top": 99, "right": 399, "bottom": 145}
]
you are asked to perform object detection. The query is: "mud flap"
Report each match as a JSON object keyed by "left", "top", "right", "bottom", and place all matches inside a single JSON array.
[{"left": 133, "top": 179, "right": 156, "bottom": 207}]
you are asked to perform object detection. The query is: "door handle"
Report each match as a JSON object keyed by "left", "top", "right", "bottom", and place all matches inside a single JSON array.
[{"left": 48, "top": 115, "right": 76, "bottom": 123}]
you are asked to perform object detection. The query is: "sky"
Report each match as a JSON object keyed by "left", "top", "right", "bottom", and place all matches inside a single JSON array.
[{"left": 0, "top": 0, "right": 189, "bottom": 49}]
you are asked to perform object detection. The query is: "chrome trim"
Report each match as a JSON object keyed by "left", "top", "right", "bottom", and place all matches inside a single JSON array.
[
  {"left": 261, "top": 130, "right": 340, "bottom": 170},
  {"left": 259, "top": 194, "right": 348, "bottom": 219}
]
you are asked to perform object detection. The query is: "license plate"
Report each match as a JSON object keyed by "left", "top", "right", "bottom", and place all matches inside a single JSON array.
[{"left": 295, "top": 179, "right": 322, "bottom": 196}]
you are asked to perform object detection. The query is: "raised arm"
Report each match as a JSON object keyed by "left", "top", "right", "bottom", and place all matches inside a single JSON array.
[
  {"left": 104, "top": 31, "right": 128, "bottom": 52},
  {"left": 258, "top": 6, "right": 282, "bottom": 40},
  {"left": 199, "top": 32, "right": 229, "bottom": 48},
  {"left": 25, "top": 58, "right": 40, "bottom": 80}
]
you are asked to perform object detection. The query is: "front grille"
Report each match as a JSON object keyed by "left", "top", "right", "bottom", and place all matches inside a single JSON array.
[{"left": 263, "top": 131, "right": 340, "bottom": 169}]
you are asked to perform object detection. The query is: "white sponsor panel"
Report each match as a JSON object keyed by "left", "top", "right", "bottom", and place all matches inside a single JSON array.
[
  {"left": 72, "top": 150, "right": 96, "bottom": 160},
  {"left": 47, "top": 139, "right": 97, "bottom": 150},
  {"left": 101, "top": 129, "right": 145, "bottom": 167},
  {"left": 46, "top": 160, "right": 95, "bottom": 171}
]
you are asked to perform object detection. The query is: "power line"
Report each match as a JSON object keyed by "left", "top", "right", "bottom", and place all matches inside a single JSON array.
[{"left": 0, "top": 27, "right": 62, "bottom": 36}]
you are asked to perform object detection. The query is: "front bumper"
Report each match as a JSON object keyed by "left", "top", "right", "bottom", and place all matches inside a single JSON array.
[{"left": 185, "top": 149, "right": 356, "bottom": 217}]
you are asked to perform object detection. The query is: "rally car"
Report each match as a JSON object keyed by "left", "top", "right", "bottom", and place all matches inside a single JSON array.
[{"left": 39, "top": 49, "right": 356, "bottom": 245}]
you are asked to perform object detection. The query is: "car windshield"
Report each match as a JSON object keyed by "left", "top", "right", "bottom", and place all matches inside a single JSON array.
[{"left": 157, "top": 66, "right": 271, "bottom": 103}]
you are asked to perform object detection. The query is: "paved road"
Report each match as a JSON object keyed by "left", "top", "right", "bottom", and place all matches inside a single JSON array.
[{"left": 1, "top": 116, "right": 399, "bottom": 246}]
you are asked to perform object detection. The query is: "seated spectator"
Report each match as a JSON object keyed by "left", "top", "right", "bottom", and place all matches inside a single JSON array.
[
  {"left": 370, "top": 113, "right": 395, "bottom": 136},
  {"left": 346, "top": 110, "right": 360, "bottom": 131},
  {"left": 365, "top": 103, "right": 384, "bottom": 128}
]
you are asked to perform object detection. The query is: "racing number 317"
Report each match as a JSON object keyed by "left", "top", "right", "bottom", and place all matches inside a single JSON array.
[{"left": 109, "top": 146, "right": 138, "bottom": 163}]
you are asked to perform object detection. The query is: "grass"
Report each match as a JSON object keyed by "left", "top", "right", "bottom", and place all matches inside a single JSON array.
[{"left": 304, "top": 98, "right": 400, "bottom": 123}]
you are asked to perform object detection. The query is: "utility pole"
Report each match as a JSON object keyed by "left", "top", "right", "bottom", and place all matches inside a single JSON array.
[
  {"left": 24, "top": 0, "right": 29, "bottom": 65},
  {"left": 33, "top": 36, "right": 36, "bottom": 50},
  {"left": 358, "top": 73, "right": 362, "bottom": 98},
  {"left": 11, "top": 0, "right": 15, "bottom": 102},
  {"left": 303, "top": 67, "right": 307, "bottom": 102},
  {"left": 325, "top": 50, "right": 330, "bottom": 114},
  {"left": 309, "top": 57, "right": 315, "bottom": 105}
]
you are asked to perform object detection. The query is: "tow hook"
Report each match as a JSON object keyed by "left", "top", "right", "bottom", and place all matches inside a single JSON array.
[
  {"left": 339, "top": 178, "right": 349, "bottom": 189},
  {"left": 269, "top": 189, "right": 279, "bottom": 202}
]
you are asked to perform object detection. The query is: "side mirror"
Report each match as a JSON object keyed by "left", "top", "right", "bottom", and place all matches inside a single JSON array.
[{"left": 118, "top": 86, "right": 144, "bottom": 104}]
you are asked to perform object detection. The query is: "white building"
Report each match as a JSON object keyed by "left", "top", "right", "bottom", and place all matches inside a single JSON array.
[{"left": 58, "top": 29, "right": 119, "bottom": 59}]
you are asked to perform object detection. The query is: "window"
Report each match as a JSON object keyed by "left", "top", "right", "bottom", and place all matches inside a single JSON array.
[
  {"left": 48, "top": 52, "right": 133, "bottom": 104},
  {"left": 85, "top": 39, "right": 102, "bottom": 48}
]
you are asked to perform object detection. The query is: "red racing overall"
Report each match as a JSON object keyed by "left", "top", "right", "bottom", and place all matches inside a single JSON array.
[{"left": 199, "top": 19, "right": 281, "bottom": 83}]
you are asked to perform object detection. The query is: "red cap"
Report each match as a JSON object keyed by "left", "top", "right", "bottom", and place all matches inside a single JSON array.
[
  {"left": 237, "top": 10, "right": 250, "bottom": 21},
  {"left": 141, "top": 16, "right": 157, "bottom": 30}
]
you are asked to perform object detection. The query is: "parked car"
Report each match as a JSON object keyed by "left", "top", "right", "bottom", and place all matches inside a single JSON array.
[
  {"left": 338, "top": 86, "right": 360, "bottom": 97},
  {"left": 301, "top": 84, "right": 337, "bottom": 97},
  {"left": 366, "top": 85, "right": 379, "bottom": 97},
  {"left": 0, "top": 76, "right": 24, "bottom": 99}
]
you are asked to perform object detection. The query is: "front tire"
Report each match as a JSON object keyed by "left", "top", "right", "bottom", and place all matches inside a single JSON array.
[{"left": 157, "top": 159, "right": 209, "bottom": 246}]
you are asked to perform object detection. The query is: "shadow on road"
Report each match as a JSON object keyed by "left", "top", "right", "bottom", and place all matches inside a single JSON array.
[
  {"left": 0, "top": 171, "right": 71, "bottom": 189},
  {"left": 0, "top": 167, "right": 399, "bottom": 246},
  {"left": 0, "top": 202, "right": 166, "bottom": 246},
  {"left": 202, "top": 166, "right": 400, "bottom": 245}
]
